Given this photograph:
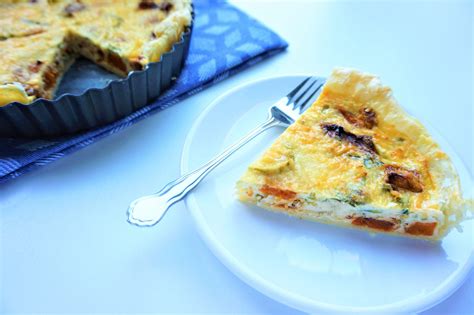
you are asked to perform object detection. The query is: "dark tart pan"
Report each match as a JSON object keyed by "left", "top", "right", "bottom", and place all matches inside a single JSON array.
[{"left": 0, "top": 19, "right": 193, "bottom": 138}]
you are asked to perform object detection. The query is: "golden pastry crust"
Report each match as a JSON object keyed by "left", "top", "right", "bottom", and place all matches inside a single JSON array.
[
  {"left": 0, "top": 0, "right": 192, "bottom": 106},
  {"left": 236, "top": 68, "right": 466, "bottom": 240},
  {"left": 0, "top": 30, "right": 71, "bottom": 104}
]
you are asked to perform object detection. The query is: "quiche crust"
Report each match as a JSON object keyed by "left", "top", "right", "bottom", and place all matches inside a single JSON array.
[
  {"left": 236, "top": 68, "right": 466, "bottom": 240},
  {"left": 0, "top": 0, "right": 192, "bottom": 106}
]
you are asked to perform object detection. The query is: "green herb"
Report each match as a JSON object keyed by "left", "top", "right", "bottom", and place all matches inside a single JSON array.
[
  {"left": 381, "top": 183, "right": 392, "bottom": 192},
  {"left": 347, "top": 153, "right": 361, "bottom": 160},
  {"left": 401, "top": 209, "right": 409, "bottom": 215},
  {"left": 107, "top": 44, "right": 121, "bottom": 54},
  {"left": 349, "top": 199, "right": 364, "bottom": 207},
  {"left": 111, "top": 15, "right": 124, "bottom": 28},
  {"left": 364, "top": 209, "right": 382, "bottom": 214},
  {"left": 331, "top": 192, "right": 364, "bottom": 207},
  {"left": 397, "top": 194, "right": 410, "bottom": 209},
  {"left": 363, "top": 156, "right": 383, "bottom": 169},
  {"left": 21, "top": 18, "right": 43, "bottom": 26}
]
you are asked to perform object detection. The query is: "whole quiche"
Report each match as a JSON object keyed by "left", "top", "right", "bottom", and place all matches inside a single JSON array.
[{"left": 0, "top": 0, "right": 192, "bottom": 106}]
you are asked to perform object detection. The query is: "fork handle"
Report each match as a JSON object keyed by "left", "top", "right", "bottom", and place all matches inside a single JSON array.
[{"left": 128, "top": 116, "right": 281, "bottom": 226}]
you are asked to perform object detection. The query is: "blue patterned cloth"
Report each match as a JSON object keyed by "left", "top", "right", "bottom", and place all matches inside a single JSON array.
[{"left": 0, "top": 1, "right": 288, "bottom": 184}]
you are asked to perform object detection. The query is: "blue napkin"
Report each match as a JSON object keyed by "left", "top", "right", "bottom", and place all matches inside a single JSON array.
[{"left": 0, "top": 1, "right": 288, "bottom": 184}]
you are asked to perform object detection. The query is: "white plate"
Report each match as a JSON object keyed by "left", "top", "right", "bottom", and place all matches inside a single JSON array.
[{"left": 181, "top": 75, "right": 474, "bottom": 314}]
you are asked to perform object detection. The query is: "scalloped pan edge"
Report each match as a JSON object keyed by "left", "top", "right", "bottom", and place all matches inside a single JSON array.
[{"left": 0, "top": 13, "right": 193, "bottom": 138}]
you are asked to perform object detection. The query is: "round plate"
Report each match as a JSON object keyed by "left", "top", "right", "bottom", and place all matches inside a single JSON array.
[{"left": 181, "top": 75, "right": 474, "bottom": 314}]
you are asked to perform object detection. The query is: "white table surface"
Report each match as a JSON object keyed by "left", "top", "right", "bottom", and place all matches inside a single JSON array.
[{"left": 1, "top": 1, "right": 472, "bottom": 314}]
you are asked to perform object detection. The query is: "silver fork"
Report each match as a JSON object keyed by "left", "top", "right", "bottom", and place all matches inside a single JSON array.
[{"left": 127, "top": 77, "right": 325, "bottom": 227}]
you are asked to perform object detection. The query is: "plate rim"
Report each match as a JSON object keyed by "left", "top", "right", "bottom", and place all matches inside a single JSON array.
[{"left": 181, "top": 74, "right": 474, "bottom": 314}]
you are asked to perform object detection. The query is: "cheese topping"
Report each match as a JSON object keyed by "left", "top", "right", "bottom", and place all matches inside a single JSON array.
[
  {"left": 0, "top": 0, "right": 192, "bottom": 106},
  {"left": 237, "top": 68, "right": 466, "bottom": 239}
]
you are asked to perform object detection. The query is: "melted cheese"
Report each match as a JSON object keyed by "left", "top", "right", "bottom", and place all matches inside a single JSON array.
[
  {"left": 237, "top": 68, "right": 466, "bottom": 239},
  {"left": 0, "top": 0, "right": 192, "bottom": 106},
  {"left": 0, "top": 83, "right": 34, "bottom": 106}
]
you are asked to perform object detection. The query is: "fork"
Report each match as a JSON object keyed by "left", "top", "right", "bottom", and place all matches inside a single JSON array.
[{"left": 127, "top": 77, "right": 325, "bottom": 227}]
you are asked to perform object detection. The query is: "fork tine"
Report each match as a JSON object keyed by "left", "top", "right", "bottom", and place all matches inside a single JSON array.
[
  {"left": 296, "top": 79, "right": 324, "bottom": 113},
  {"left": 291, "top": 78, "right": 319, "bottom": 108},
  {"left": 286, "top": 77, "right": 311, "bottom": 100}
]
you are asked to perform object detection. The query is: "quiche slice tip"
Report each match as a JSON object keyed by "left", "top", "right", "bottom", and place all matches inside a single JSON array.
[{"left": 236, "top": 68, "right": 467, "bottom": 240}]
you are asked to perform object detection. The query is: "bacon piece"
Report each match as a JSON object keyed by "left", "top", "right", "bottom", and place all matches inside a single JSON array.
[
  {"left": 138, "top": 0, "right": 158, "bottom": 9},
  {"left": 130, "top": 56, "right": 145, "bottom": 71},
  {"left": 28, "top": 60, "right": 43, "bottom": 73},
  {"left": 96, "top": 49, "right": 105, "bottom": 62},
  {"left": 352, "top": 217, "right": 396, "bottom": 231},
  {"left": 107, "top": 52, "right": 127, "bottom": 73},
  {"left": 43, "top": 66, "right": 59, "bottom": 91},
  {"left": 337, "top": 106, "right": 377, "bottom": 129},
  {"left": 405, "top": 222, "right": 436, "bottom": 236},
  {"left": 385, "top": 165, "right": 423, "bottom": 193},
  {"left": 260, "top": 185, "right": 296, "bottom": 200},
  {"left": 130, "top": 61, "right": 143, "bottom": 71},
  {"left": 322, "top": 124, "right": 377, "bottom": 154},
  {"left": 361, "top": 107, "right": 377, "bottom": 129},
  {"left": 158, "top": 1, "right": 173, "bottom": 12},
  {"left": 139, "top": 0, "right": 173, "bottom": 11},
  {"left": 337, "top": 107, "right": 359, "bottom": 126}
]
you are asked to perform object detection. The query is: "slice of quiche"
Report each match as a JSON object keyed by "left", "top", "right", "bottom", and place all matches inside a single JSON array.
[{"left": 236, "top": 68, "right": 466, "bottom": 240}]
